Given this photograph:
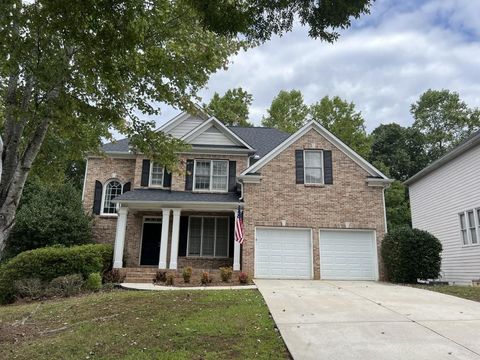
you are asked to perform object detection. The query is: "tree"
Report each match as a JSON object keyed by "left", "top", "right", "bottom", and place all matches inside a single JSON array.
[
  {"left": 205, "top": 88, "right": 253, "bottom": 126},
  {"left": 385, "top": 181, "right": 411, "bottom": 230},
  {"left": 0, "top": 0, "right": 373, "bottom": 253},
  {"left": 262, "top": 90, "right": 309, "bottom": 133},
  {"left": 310, "top": 96, "right": 371, "bottom": 157},
  {"left": 411, "top": 89, "right": 480, "bottom": 161},
  {"left": 370, "top": 124, "right": 428, "bottom": 182}
]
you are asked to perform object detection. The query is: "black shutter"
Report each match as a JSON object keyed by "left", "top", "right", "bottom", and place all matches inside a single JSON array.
[
  {"left": 295, "top": 150, "right": 304, "bottom": 184},
  {"left": 185, "top": 159, "right": 194, "bottom": 190},
  {"left": 178, "top": 216, "right": 189, "bottom": 256},
  {"left": 93, "top": 180, "right": 103, "bottom": 215},
  {"left": 123, "top": 182, "right": 131, "bottom": 192},
  {"left": 163, "top": 170, "right": 172, "bottom": 188},
  {"left": 228, "top": 161, "right": 237, "bottom": 192},
  {"left": 323, "top": 150, "right": 333, "bottom": 184},
  {"left": 141, "top": 159, "right": 150, "bottom": 187}
]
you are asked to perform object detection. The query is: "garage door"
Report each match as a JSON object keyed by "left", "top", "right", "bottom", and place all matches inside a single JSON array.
[
  {"left": 255, "top": 228, "right": 312, "bottom": 279},
  {"left": 319, "top": 230, "right": 377, "bottom": 280}
]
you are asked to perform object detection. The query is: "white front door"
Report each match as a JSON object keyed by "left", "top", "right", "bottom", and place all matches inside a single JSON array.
[
  {"left": 255, "top": 228, "right": 312, "bottom": 279},
  {"left": 319, "top": 230, "right": 378, "bottom": 280}
]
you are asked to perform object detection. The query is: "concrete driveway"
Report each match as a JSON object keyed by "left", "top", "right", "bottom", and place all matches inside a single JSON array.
[{"left": 255, "top": 280, "right": 480, "bottom": 360}]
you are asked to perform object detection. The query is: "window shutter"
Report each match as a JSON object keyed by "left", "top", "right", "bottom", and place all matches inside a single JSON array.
[
  {"left": 295, "top": 150, "right": 304, "bottom": 184},
  {"left": 123, "top": 182, "right": 131, "bottom": 192},
  {"left": 323, "top": 150, "right": 333, "bottom": 184},
  {"left": 163, "top": 170, "right": 172, "bottom": 188},
  {"left": 178, "top": 216, "right": 189, "bottom": 256},
  {"left": 93, "top": 180, "right": 103, "bottom": 215},
  {"left": 140, "top": 159, "right": 150, "bottom": 187},
  {"left": 228, "top": 161, "right": 237, "bottom": 192},
  {"left": 185, "top": 159, "right": 194, "bottom": 190}
]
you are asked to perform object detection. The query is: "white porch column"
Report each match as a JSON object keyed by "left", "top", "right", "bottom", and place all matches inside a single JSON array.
[
  {"left": 168, "top": 209, "right": 181, "bottom": 269},
  {"left": 113, "top": 207, "right": 128, "bottom": 269},
  {"left": 158, "top": 208, "right": 171, "bottom": 269},
  {"left": 233, "top": 209, "right": 241, "bottom": 271}
]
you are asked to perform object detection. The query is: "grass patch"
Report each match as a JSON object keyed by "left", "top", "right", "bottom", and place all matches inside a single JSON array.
[
  {"left": 412, "top": 285, "right": 480, "bottom": 302},
  {"left": 0, "top": 289, "right": 290, "bottom": 359}
]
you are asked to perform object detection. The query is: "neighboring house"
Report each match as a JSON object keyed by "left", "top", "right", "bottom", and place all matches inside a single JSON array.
[
  {"left": 82, "top": 108, "right": 391, "bottom": 281},
  {"left": 405, "top": 130, "right": 480, "bottom": 285}
]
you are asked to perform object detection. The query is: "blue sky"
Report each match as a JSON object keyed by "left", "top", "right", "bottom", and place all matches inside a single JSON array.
[{"left": 151, "top": 0, "right": 480, "bottom": 133}]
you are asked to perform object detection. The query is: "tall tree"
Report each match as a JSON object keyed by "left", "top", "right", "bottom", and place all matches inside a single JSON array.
[
  {"left": 0, "top": 0, "right": 373, "bottom": 253},
  {"left": 205, "top": 88, "right": 253, "bottom": 126},
  {"left": 262, "top": 90, "right": 309, "bottom": 133},
  {"left": 310, "top": 96, "right": 371, "bottom": 157},
  {"left": 385, "top": 180, "right": 411, "bottom": 231},
  {"left": 411, "top": 89, "right": 480, "bottom": 161}
]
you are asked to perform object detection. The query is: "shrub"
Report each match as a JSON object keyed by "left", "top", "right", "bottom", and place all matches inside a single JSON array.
[
  {"left": 155, "top": 270, "right": 167, "bottom": 283},
  {"left": 201, "top": 271, "right": 212, "bottom": 285},
  {"left": 85, "top": 272, "right": 102, "bottom": 292},
  {"left": 13, "top": 278, "right": 44, "bottom": 300},
  {"left": 219, "top": 266, "right": 233, "bottom": 282},
  {"left": 238, "top": 272, "right": 249, "bottom": 284},
  {"left": 102, "top": 282, "right": 115, "bottom": 292},
  {"left": 46, "top": 274, "right": 84, "bottom": 297},
  {"left": 182, "top": 267, "right": 192, "bottom": 283},
  {"left": 0, "top": 244, "right": 113, "bottom": 304},
  {"left": 165, "top": 272, "right": 175, "bottom": 286},
  {"left": 102, "top": 269, "right": 125, "bottom": 284},
  {"left": 382, "top": 227, "right": 442, "bottom": 283}
]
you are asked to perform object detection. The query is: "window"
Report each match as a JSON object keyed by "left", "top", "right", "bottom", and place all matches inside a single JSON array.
[
  {"left": 187, "top": 216, "right": 229, "bottom": 257},
  {"left": 467, "top": 211, "right": 478, "bottom": 245},
  {"left": 193, "top": 160, "right": 229, "bottom": 192},
  {"left": 149, "top": 162, "right": 164, "bottom": 187},
  {"left": 304, "top": 150, "right": 323, "bottom": 184},
  {"left": 102, "top": 180, "right": 123, "bottom": 215},
  {"left": 459, "top": 209, "right": 480, "bottom": 246}
]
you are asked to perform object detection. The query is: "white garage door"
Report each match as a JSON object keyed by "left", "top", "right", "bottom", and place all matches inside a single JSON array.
[
  {"left": 255, "top": 228, "right": 312, "bottom": 279},
  {"left": 320, "top": 230, "right": 378, "bottom": 280}
]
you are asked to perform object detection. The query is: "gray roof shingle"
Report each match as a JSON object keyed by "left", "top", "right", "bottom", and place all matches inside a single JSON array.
[
  {"left": 113, "top": 189, "right": 241, "bottom": 203},
  {"left": 102, "top": 138, "right": 130, "bottom": 153}
]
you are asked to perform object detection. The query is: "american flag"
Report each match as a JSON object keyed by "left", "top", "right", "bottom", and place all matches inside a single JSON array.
[{"left": 235, "top": 206, "right": 244, "bottom": 244}]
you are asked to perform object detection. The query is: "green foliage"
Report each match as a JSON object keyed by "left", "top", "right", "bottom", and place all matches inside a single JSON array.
[
  {"left": 219, "top": 266, "right": 233, "bottom": 282},
  {"left": 262, "top": 90, "right": 309, "bottom": 133},
  {"left": 13, "top": 278, "right": 44, "bottom": 300},
  {"left": 382, "top": 227, "right": 442, "bottom": 283},
  {"left": 385, "top": 181, "right": 411, "bottom": 230},
  {"left": 0, "top": 244, "right": 113, "bottom": 304},
  {"left": 84, "top": 272, "right": 102, "bottom": 292},
  {"left": 46, "top": 274, "right": 84, "bottom": 298},
  {"left": 205, "top": 88, "right": 253, "bottom": 127},
  {"left": 411, "top": 89, "right": 480, "bottom": 161},
  {"left": 182, "top": 267, "right": 192, "bottom": 284},
  {"left": 3, "top": 181, "right": 93, "bottom": 260},
  {"left": 310, "top": 96, "right": 371, "bottom": 157}
]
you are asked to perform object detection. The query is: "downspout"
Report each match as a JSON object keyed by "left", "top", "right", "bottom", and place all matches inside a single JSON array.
[
  {"left": 238, "top": 180, "right": 244, "bottom": 201},
  {"left": 382, "top": 185, "right": 388, "bottom": 234},
  {"left": 81, "top": 157, "right": 89, "bottom": 201}
]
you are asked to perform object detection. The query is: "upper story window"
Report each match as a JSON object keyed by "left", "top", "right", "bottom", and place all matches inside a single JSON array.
[
  {"left": 304, "top": 150, "right": 324, "bottom": 185},
  {"left": 194, "top": 160, "right": 229, "bottom": 192},
  {"left": 149, "top": 162, "right": 164, "bottom": 187},
  {"left": 102, "top": 180, "right": 123, "bottom": 215},
  {"left": 459, "top": 209, "right": 479, "bottom": 246}
]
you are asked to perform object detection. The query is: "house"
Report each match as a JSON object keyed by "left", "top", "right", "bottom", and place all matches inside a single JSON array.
[
  {"left": 405, "top": 130, "right": 480, "bottom": 285},
  {"left": 82, "top": 108, "right": 391, "bottom": 281}
]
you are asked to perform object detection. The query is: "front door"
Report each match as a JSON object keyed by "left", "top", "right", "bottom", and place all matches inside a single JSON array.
[{"left": 140, "top": 220, "right": 162, "bottom": 265}]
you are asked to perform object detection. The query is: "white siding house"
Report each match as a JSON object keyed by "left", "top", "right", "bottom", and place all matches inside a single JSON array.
[{"left": 406, "top": 131, "right": 480, "bottom": 284}]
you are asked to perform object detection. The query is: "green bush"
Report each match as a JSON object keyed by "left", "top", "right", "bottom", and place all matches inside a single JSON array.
[
  {"left": 46, "top": 274, "right": 84, "bottom": 297},
  {"left": 182, "top": 267, "right": 192, "bottom": 283},
  {"left": 382, "top": 227, "right": 442, "bottom": 283},
  {"left": 85, "top": 272, "right": 102, "bottom": 292},
  {"left": 0, "top": 244, "right": 113, "bottom": 304},
  {"left": 219, "top": 266, "right": 233, "bottom": 282},
  {"left": 3, "top": 180, "right": 93, "bottom": 260},
  {"left": 13, "top": 278, "right": 44, "bottom": 300}
]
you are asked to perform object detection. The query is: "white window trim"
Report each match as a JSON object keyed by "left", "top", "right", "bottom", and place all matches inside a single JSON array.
[
  {"left": 149, "top": 161, "right": 165, "bottom": 188},
  {"left": 459, "top": 209, "right": 480, "bottom": 247},
  {"left": 303, "top": 149, "right": 324, "bottom": 185},
  {"left": 192, "top": 159, "right": 229, "bottom": 193},
  {"left": 186, "top": 216, "right": 230, "bottom": 258},
  {"left": 100, "top": 179, "right": 123, "bottom": 217}
]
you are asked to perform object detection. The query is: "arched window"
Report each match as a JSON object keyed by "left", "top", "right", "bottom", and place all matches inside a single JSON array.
[{"left": 102, "top": 180, "right": 123, "bottom": 215}]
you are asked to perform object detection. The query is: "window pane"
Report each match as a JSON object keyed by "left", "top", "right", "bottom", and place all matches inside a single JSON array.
[
  {"left": 151, "top": 162, "right": 164, "bottom": 186},
  {"left": 212, "top": 161, "right": 227, "bottom": 175},
  {"left": 212, "top": 176, "right": 228, "bottom": 191},
  {"left": 202, "top": 218, "right": 215, "bottom": 256},
  {"left": 305, "top": 168, "right": 322, "bottom": 184},
  {"left": 462, "top": 230, "right": 469, "bottom": 245},
  {"left": 305, "top": 151, "right": 322, "bottom": 167},
  {"left": 103, "top": 181, "right": 122, "bottom": 214},
  {"left": 470, "top": 228, "right": 477, "bottom": 244},
  {"left": 459, "top": 213, "right": 466, "bottom": 230},
  {"left": 188, "top": 218, "right": 202, "bottom": 256},
  {"left": 468, "top": 211, "right": 475, "bottom": 227},
  {"left": 194, "top": 161, "right": 210, "bottom": 190},
  {"left": 215, "top": 218, "right": 229, "bottom": 257}
]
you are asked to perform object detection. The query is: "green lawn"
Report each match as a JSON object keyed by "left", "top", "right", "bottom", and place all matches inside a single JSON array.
[
  {"left": 413, "top": 285, "right": 480, "bottom": 302},
  {"left": 0, "top": 289, "right": 290, "bottom": 360}
]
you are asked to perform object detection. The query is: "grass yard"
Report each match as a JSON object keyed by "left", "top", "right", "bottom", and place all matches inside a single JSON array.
[
  {"left": 413, "top": 285, "right": 480, "bottom": 302},
  {"left": 0, "top": 289, "right": 290, "bottom": 360}
]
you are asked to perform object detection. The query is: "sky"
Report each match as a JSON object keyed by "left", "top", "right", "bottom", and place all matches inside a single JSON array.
[{"left": 152, "top": 0, "right": 480, "bottom": 133}]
